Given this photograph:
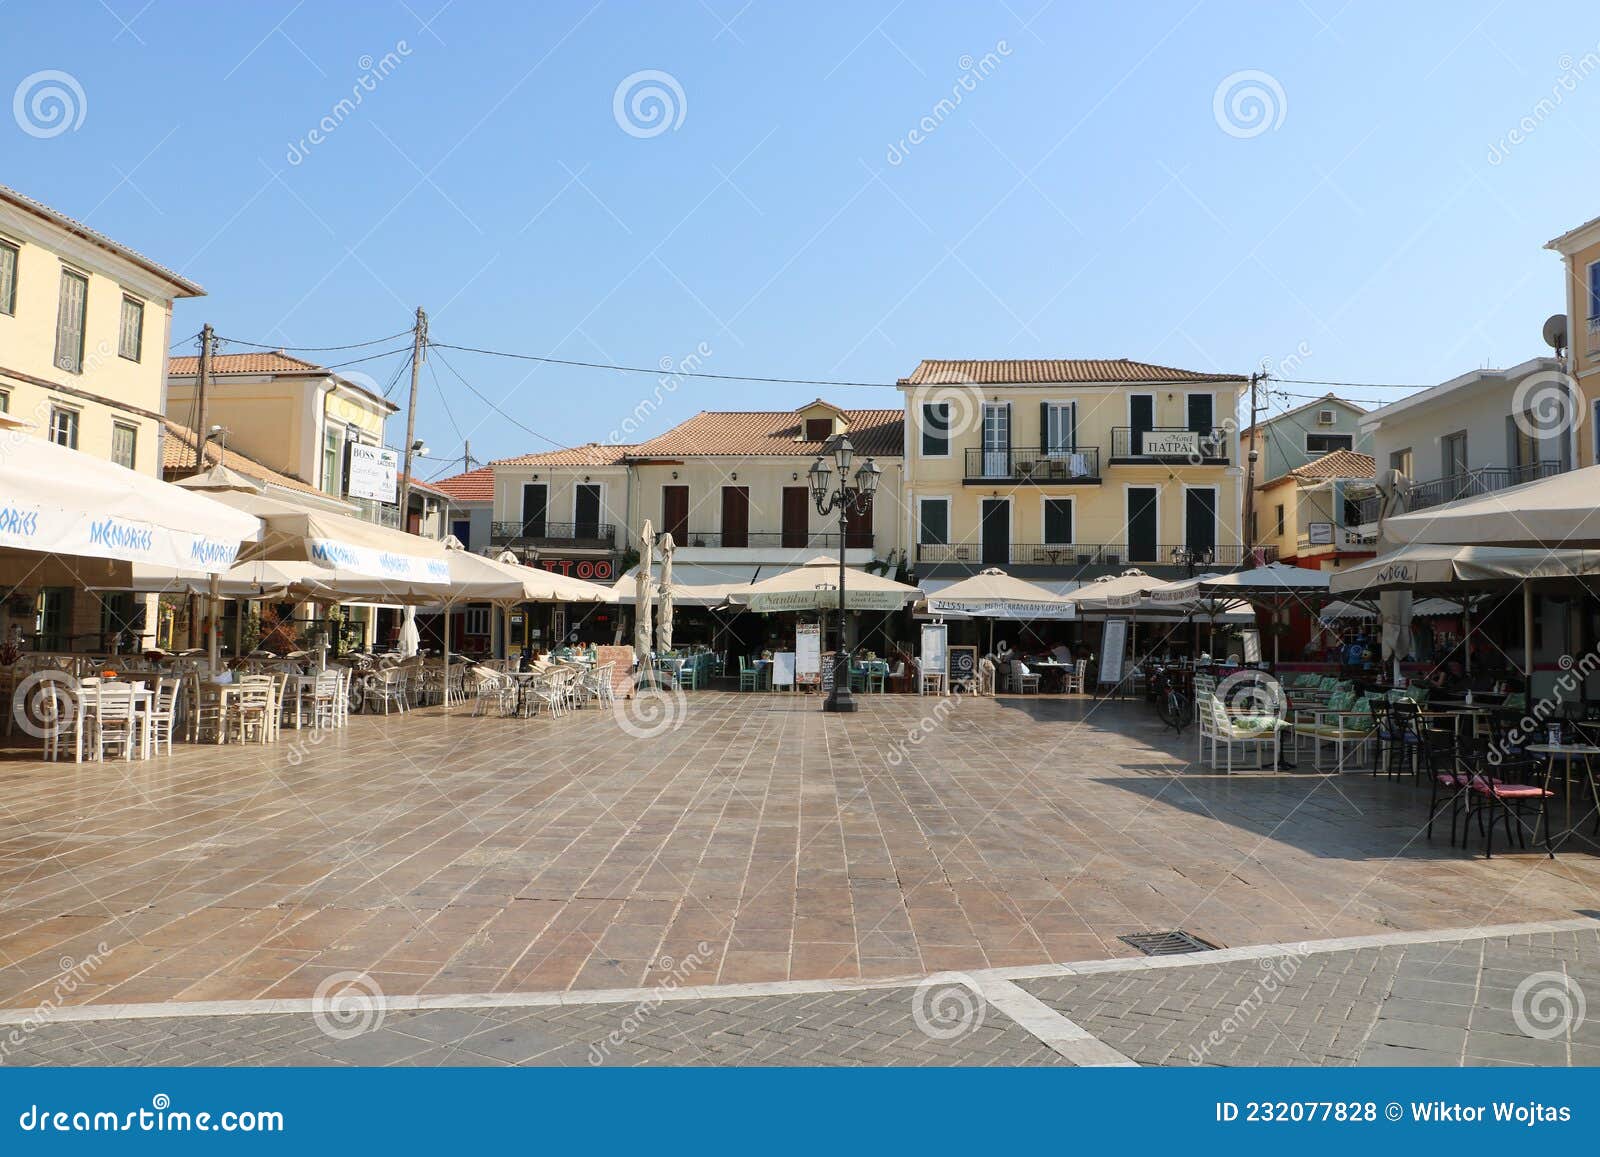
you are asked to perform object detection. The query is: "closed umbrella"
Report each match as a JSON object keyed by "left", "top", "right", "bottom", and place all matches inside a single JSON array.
[
  {"left": 656, "top": 531, "right": 675, "bottom": 655},
  {"left": 634, "top": 520, "right": 654, "bottom": 668},
  {"left": 398, "top": 607, "right": 420, "bottom": 657}
]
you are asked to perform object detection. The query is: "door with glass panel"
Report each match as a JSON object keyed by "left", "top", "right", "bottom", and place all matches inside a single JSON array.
[{"left": 981, "top": 403, "right": 1010, "bottom": 478}]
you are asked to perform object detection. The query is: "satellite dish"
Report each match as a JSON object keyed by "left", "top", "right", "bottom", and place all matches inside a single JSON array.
[{"left": 1543, "top": 313, "right": 1568, "bottom": 354}]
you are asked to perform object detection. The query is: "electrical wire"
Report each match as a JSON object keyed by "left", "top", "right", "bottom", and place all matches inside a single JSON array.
[
  {"left": 429, "top": 345, "right": 571, "bottom": 453},
  {"left": 431, "top": 341, "right": 910, "bottom": 388},
  {"left": 213, "top": 330, "right": 413, "bottom": 353}
]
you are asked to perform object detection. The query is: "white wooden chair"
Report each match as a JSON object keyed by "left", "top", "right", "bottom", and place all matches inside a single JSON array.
[
  {"left": 1197, "top": 694, "right": 1284, "bottom": 772},
  {"left": 93, "top": 682, "right": 138, "bottom": 761},
  {"left": 145, "top": 676, "right": 181, "bottom": 756}
]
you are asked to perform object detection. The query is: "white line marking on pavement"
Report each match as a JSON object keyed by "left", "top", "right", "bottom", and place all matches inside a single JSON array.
[
  {"left": 5, "top": 915, "right": 1594, "bottom": 1027},
  {"left": 972, "top": 977, "right": 1137, "bottom": 1066}
]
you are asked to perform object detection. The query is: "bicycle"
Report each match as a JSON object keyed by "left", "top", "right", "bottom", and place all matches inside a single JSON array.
[{"left": 1148, "top": 665, "right": 1191, "bottom": 733}]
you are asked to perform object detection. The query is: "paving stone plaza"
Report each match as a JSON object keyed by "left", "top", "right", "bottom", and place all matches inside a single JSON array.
[{"left": 3, "top": 693, "right": 1598, "bottom": 1065}]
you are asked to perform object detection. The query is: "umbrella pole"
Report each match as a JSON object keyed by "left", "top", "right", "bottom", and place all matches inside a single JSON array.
[
  {"left": 444, "top": 600, "right": 452, "bottom": 708},
  {"left": 1523, "top": 581, "right": 1535, "bottom": 695},
  {"left": 1463, "top": 602, "right": 1472, "bottom": 675},
  {"left": 207, "top": 574, "right": 221, "bottom": 674}
]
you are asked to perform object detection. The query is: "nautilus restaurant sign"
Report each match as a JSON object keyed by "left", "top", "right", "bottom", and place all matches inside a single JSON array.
[{"left": 0, "top": 427, "right": 259, "bottom": 576}]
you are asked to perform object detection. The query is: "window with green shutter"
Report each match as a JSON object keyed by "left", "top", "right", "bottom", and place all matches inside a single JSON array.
[
  {"left": 0, "top": 241, "right": 17, "bottom": 315},
  {"left": 1043, "top": 498, "right": 1073, "bottom": 544},
  {"left": 111, "top": 423, "right": 137, "bottom": 469},
  {"left": 118, "top": 296, "right": 144, "bottom": 361},
  {"left": 54, "top": 268, "right": 88, "bottom": 373}
]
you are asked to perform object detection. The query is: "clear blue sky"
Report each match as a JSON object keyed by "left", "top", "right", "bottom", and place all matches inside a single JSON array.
[{"left": 10, "top": 1, "right": 1600, "bottom": 474}]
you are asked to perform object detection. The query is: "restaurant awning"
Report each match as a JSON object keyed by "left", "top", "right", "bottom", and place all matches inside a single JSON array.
[
  {"left": 1328, "top": 543, "right": 1600, "bottom": 597},
  {"left": 611, "top": 561, "right": 771, "bottom": 606},
  {"left": 0, "top": 425, "right": 260, "bottom": 583},
  {"left": 728, "top": 556, "right": 922, "bottom": 612},
  {"left": 175, "top": 467, "right": 448, "bottom": 585},
  {"left": 919, "top": 568, "right": 1076, "bottom": 620},
  {"left": 1382, "top": 464, "right": 1600, "bottom": 548}
]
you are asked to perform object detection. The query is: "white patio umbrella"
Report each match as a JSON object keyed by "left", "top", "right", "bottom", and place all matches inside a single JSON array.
[
  {"left": 634, "top": 520, "right": 655, "bottom": 667},
  {"left": 397, "top": 607, "right": 420, "bottom": 657},
  {"left": 727, "top": 555, "right": 922, "bottom": 612},
  {"left": 922, "top": 568, "right": 1075, "bottom": 620},
  {"left": 1193, "top": 563, "right": 1332, "bottom": 667},
  {"left": 1382, "top": 464, "right": 1600, "bottom": 549},
  {"left": 656, "top": 531, "right": 675, "bottom": 655},
  {"left": 0, "top": 424, "right": 259, "bottom": 585}
]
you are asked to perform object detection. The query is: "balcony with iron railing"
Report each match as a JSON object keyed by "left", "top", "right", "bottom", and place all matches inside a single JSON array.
[
  {"left": 490, "top": 520, "right": 617, "bottom": 550},
  {"left": 671, "top": 529, "right": 873, "bottom": 550},
  {"left": 1351, "top": 459, "right": 1566, "bottom": 527},
  {"left": 1296, "top": 525, "right": 1376, "bottom": 553},
  {"left": 915, "top": 542, "right": 1273, "bottom": 568},
  {"left": 961, "top": 446, "right": 1101, "bottom": 484},
  {"left": 1110, "top": 427, "right": 1230, "bottom": 463}
]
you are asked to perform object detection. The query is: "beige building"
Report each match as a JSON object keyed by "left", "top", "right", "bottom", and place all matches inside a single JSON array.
[
  {"left": 1253, "top": 450, "right": 1376, "bottom": 571},
  {"left": 897, "top": 359, "right": 1249, "bottom": 585},
  {"left": 0, "top": 183, "right": 203, "bottom": 649},
  {"left": 1546, "top": 214, "right": 1600, "bottom": 466}
]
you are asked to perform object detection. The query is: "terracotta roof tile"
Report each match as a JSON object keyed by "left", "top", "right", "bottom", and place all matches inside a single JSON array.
[
  {"left": 168, "top": 351, "right": 398, "bottom": 410},
  {"left": 900, "top": 358, "right": 1245, "bottom": 385},
  {"left": 431, "top": 465, "right": 495, "bottom": 502},
  {"left": 161, "top": 420, "right": 323, "bottom": 496},
  {"left": 627, "top": 409, "right": 903, "bottom": 458},
  {"left": 494, "top": 443, "right": 634, "bottom": 467},
  {"left": 1290, "top": 450, "right": 1376, "bottom": 480}
]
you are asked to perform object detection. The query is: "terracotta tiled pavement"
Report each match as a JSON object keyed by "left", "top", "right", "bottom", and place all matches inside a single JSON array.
[{"left": 0, "top": 692, "right": 1597, "bottom": 1011}]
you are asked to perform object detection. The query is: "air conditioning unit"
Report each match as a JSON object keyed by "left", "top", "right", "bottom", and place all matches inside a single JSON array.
[{"left": 1316, "top": 409, "right": 1336, "bottom": 426}]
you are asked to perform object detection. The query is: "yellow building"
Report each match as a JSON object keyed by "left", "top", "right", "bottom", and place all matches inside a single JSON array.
[
  {"left": 1252, "top": 450, "right": 1376, "bottom": 572},
  {"left": 897, "top": 359, "right": 1249, "bottom": 585},
  {"left": 1547, "top": 215, "right": 1600, "bottom": 465},
  {"left": 0, "top": 182, "right": 203, "bottom": 649}
]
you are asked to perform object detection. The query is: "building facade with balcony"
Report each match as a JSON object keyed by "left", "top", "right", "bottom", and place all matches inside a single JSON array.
[
  {"left": 1254, "top": 450, "right": 1377, "bottom": 570},
  {"left": 898, "top": 359, "right": 1252, "bottom": 585},
  {"left": 1547, "top": 214, "right": 1600, "bottom": 467},
  {"left": 622, "top": 400, "right": 905, "bottom": 581},
  {"left": 0, "top": 183, "right": 205, "bottom": 651},
  {"left": 484, "top": 442, "right": 628, "bottom": 585},
  {"left": 1354, "top": 357, "right": 1572, "bottom": 530},
  {"left": 1242, "top": 393, "right": 1369, "bottom": 491}
]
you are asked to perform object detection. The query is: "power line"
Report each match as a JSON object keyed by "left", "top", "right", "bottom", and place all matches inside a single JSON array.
[
  {"left": 429, "top": 346, "right": 571, "bottom": 453},
  {"left": 213, "top": 330, "right": 414, "bottom": 353},
  {"left": 318, "top": 346, "right": 417, "bottom": 373},
  {"left": 432, "top": 341, "right": 903, "bottom": 388},
  {"left": 1271, "top": 376, "right": 1433, "bottom": 391},
  {"left": 425, "top": 355, "right": 464, "bottom": 442}
]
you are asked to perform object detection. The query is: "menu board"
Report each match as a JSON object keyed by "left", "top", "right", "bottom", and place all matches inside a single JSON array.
[
  {"left": 795, "top": 624, "right": 822, "bottom": 686},
  {"left": 821, "top": 651, "right": 836, "bottom": 695},
  {"left": 920, "top": 624, "right": 948, "bottom": 692},
  {"left": 1242, "top": 628, "right": 1262, "bottom": 664},
  {"left": 948, "top": 645, "right": 977, "bottom": 690},
  {"left": 1098, "top": 618, "right": 1128, "bottom": 686},
  {"left": 773, "top": 651, "right": 796, "bottom": 689}
]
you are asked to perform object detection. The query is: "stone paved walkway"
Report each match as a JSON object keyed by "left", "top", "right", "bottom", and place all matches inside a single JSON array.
[
  {"left": 4, "top": 921, "right": 1595, "bottom": 1066},
  {"left": 2, "top": 693, "right": 1598, "bottom": 1011}
]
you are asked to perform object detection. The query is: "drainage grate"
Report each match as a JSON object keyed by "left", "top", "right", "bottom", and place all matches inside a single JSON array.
[{"left": 1118, "top": 930, "right": 1220, "bottom": 956}]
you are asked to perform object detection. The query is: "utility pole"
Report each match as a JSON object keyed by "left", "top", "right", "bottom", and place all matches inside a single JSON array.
[
  {"left": 398, "top": 306, "right": 427, "bottom": 533},
  {"left": 192, "top": 324, "right": 214, "bottom": 469},
  {"left": 1241, "top": 371, "right": 1263, "bottom": 559}
]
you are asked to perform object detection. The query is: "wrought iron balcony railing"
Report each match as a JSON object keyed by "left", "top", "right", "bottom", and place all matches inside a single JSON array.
[
  {"left": 1351, "top": 460, "right": 1567, "bottom": 526},
  {"left": 1111, "top": 427, "right": 1230, "bottom": 462},
  {"left": 961, "top": 446, "right": 1101, "bottom": 483},
  {"left": 915, "top": 542, "right": 1273, "bottom": 568},
  {"left": 672, "top": 529, "right": 873, "bottom": 550},
  {"left": 490, "top": 520, "right": 616, "bottom": 549}
]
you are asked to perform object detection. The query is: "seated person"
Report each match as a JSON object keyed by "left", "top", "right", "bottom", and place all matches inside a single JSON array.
[{"left": 1051, "top": 643, "right": 1072, "bottom": 664}]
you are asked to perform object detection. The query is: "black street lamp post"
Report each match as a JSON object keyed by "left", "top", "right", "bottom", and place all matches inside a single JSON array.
[{"left": 809, "top": 435, "right": 881, "bottom": 713}]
